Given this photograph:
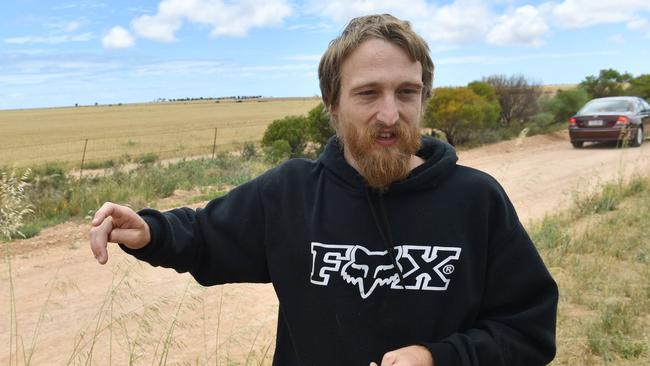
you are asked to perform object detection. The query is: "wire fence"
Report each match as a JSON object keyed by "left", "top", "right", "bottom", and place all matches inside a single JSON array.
[{"left": 0, "top": 122, "right": 269, "bottom": 172}]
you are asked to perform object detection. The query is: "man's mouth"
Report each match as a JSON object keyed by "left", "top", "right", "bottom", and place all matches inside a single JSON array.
[{"left": 375, "top": 131, "right": 397, "bottom": 146}]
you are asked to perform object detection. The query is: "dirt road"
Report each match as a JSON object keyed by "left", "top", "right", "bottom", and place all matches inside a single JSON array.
[{"left": 2, "top": 131, "right": 649, "bottom": 365}]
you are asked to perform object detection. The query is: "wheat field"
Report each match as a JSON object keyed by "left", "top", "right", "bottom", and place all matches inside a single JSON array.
[{"left": 0, "top": 98, "right": 321, "bottom": 168}]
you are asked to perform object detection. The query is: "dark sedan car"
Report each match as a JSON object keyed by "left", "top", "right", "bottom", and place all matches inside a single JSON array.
[{"left": 569, "top": 96, "right": 650, "bottom": 148}]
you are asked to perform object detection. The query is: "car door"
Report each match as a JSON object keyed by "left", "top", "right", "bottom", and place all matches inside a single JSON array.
[{"left": 642, "top": 99, "right": 650, "bottom": 138}]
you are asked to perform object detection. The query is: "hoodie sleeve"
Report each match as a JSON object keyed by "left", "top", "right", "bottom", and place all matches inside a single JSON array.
[
  {"left": 422, "top": 181, "right": 558, "bottom": 366},
  {"left": 120, "top": 177, "right": 270, "bottom": 285}
]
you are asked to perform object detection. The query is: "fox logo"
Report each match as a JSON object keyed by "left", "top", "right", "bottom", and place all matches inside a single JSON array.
[
  {"left": 341, "top": 246, "right": 400, "bottom": 299},
  {"left": 310, "top": 242, "right": 461, "bottom": 299}
]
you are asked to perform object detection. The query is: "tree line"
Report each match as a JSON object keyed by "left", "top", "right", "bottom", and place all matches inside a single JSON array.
[{"left": 259, "top": 69, "right": 650, "bottom": 160}]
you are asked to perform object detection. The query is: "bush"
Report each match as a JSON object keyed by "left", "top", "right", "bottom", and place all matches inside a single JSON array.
[
  {"left": 424, "top": 87, "right": 500, "bottom": 146},
  {"left": 261, "top": 115, "right": 309, "bottom": 158},
  {"left": 627, "top": 74, "right": 650, "bottom": 100},
  {"left": 264, "top": 140, "right": 292, "bottom": 164},
  {"left": 541, "top": 87, "right": 590, "bottom": 124},
  {"left": 137, "top": 153, "right": 159, "bottom": 165},
  {"left": 241, "top": 142, "right": 257, "bottom": 160},
  {"left": 0, "top": 169, "right": 33, "bottom": 240},
  {"left": 580, "top": 68, "right": 632, "bottom": 98},
  {"left": 306, "top": 103, "right": 335, "bottom": 155}
]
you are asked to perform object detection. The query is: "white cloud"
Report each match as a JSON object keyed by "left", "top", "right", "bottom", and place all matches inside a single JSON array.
[
  {"left": 608, "top": 34, "right": 626, "bottom": 43},
  {"left": 435, "top": 51, "right": 618, "bottom": 65},
  {"left": 63, "top": 21, "right": 82, "bottom": 33},
  {"left": 132, "top": 14, "right": 181, "bottom": 42},
  {"left": 3, "top": 33, "right": 93, "bottom": 45},
  {"left": 487, "top": 5, "right": 550, "bottom": 46},
  {"left": 627, "top": 17, "right": 650, "bottom": 37},
  {"left": 305, "top": 0, "right": 493, "bottom": 44},
  {"left": 419, "top": 1, "right": 493, "bottom": 44},
  {"left": 627, "top": 17, "right": 648, "bottom": 30},
  {"left": 102, "top": 26, "right": 135, "bottom": 49},
  {"left": 552, "top": 0, "right": 650, "bottom": 29},
  {"left": 130, "top": 0, "right": 292, "bottom": 42},
  {"left": 44, "top": 20, "right": 85, "bottom": 33}
]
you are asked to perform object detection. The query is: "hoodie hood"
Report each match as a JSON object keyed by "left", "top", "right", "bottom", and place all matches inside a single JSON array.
[{"left": 319, "top": 135, "right": 458, "bottom": 194}]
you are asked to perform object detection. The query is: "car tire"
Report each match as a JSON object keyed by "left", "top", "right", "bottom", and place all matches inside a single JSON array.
[
  {"left": 630, "top": 127, "right": 643, "bottom": 147},
  {"left": 571, "top": 141, "right": 584, "bottom": 148}
]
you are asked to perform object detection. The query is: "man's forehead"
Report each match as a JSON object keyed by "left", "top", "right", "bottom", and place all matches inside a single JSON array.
[{"left": 341, "top": 39, "right": 423, "bottom": 89}]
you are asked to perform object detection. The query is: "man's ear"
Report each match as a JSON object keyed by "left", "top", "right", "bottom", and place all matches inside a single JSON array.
[
  {"left": 326, "top": 103, "right": 339, "bottom": 132},
  {"left": 327, "top": 102, "right": 337, "bottom": 119}
]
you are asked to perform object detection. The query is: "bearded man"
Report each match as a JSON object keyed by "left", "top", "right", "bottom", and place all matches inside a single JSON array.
[{"left": 90, "top": 14, "right": 558, "bottom": 366}]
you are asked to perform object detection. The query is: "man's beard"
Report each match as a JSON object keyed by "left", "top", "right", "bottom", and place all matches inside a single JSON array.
[{"left": 339, "top": 119, "right": 422, "bottom": 190}]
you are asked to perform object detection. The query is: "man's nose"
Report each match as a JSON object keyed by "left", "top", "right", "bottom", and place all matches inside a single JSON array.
[{"left": 376, "top": 95, "right": 399, "bottom": 126}]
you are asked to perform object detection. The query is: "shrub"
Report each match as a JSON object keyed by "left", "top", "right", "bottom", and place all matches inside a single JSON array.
[
  {"left": 264, "top": 140, "right": 291, "bottom": 164},
  {"left": 540, "top": 87, "right": 590, "bottom": 124},
  {"left": 0, "top": 169, "right": 33, "bottom": 240},
  {"left": 137, "top": 153, "right": 159, "bottom": 165},
  {"left": 261, "top": 115, "right": 309, "bottom": 158},
  {"left": 627, "top": 74, "right": 650, "bottom": 100},
  {"left": 580, "top": 68, "right": 632, "bottom": 98},
  {"left": 424, "top": 87, "right": 500, "bottom": 146},
  {"left": 306, "top": 103, "right": 335, "bottom": 155},
  {"left": 241, "top": 142, "right": 257, "bottom": 160}
]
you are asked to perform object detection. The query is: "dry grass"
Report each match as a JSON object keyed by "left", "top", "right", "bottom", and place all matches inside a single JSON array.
[
  {"left": 531, "top": 177, "right": 650, "bottom": 365},
  {"left": 0, "top": 98, "right": 320, "bottom": 168}
]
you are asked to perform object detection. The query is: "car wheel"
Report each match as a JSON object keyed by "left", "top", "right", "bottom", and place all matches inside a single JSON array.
[
  {"left": 571, "top": 141, "right": 584, "bottom": 148},
  {"left": 630, "top": 127, "right": 643, "bottom": 147}
]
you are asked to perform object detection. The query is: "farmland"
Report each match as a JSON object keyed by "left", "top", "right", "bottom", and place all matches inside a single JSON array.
[{"left": 0, "top": 98, "right": 321, "bottom": 168}]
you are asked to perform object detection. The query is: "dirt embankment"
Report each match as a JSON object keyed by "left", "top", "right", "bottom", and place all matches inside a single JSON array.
[{"left": 2, "top": 131, "right": 649, "bottom": 365}]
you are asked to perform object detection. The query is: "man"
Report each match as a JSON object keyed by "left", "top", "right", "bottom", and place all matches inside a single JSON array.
[{"left": 90, "top": 14, "right": 558, "bottom": 366}]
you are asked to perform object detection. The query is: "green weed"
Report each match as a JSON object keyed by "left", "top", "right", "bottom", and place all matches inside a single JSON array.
[{"left": 536, "top": 177, "right": 650, "bottom": 365}]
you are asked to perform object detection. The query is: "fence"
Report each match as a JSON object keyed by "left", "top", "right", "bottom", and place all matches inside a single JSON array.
[{"left": 0, "top": 122, "right": 269, "bottom": 173}]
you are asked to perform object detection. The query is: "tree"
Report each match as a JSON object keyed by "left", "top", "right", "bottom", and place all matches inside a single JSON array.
[
  {"left": 306, "top": 103, "right": 335, "bottom": 154},
  {"left": 627, "top": 74, "right": 650, "bottom": 100},
  {"left": 467, "top": 81, "right": 498, "bottom": 103},
  {"left": 424, "top": 87, "right": 500, "bottom": 146},
  {"left": 261, "top": 115, "right": 309, "bottom": 158},
  {"left": 484, "top": 74, "right": 542, "bottom": 125},
  {"left": 541, "top": 87, "right": 590, "bottom": 123},
  {"left": 579, "top": 68, "right": 632, "bottom": 98}
]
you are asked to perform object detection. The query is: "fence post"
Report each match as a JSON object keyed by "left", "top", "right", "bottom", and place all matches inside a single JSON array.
[
  {"left": 80, "top": 139, "right": 88, "bottom": 179},
  {"left": 211, "top": 128, "right": 218, "bottom": 160}
]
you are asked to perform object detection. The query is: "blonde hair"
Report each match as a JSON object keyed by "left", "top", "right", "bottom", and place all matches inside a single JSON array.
[{"left": 318, "top": 14, "right": 434, "bottom": 109}]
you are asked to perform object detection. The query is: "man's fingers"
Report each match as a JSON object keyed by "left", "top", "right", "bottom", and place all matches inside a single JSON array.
[
  {"left": 381, "top": 352, "right": 396, "bottom": 366},
  {"left": 369, "top": 363, "right": 378, "bottom": 366},
  {"left": 91, "top": 201, "right": 116, "bottom": 226},
  {"left": 90, "top": 216, "right": 113, "bottom": 264},
  {"left": 108, "top": 227, "right": 141, "bottom": 247}
]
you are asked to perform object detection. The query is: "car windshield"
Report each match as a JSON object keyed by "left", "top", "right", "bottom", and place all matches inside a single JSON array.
[{"left": 579, "top": 99, "right": 635, "bottom": 114}]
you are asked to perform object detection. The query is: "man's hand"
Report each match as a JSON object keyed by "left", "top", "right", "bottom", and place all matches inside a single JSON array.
[
  {"left": 370, "top": 345, "right": 434, "bottom": 366},
  {"left": 89, "top": 202, "right": 151, "bottom": 264}
]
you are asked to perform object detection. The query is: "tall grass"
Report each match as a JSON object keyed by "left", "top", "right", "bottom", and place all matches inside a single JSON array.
[
  {"left": 530, "top": 176, "right": 650, "bottom": 365},
  {"left": 1, "top": 152, "right": 271, "bottom": 240},
  {"left": 4, "top": 253, "right": 275, "bottom": 365}
]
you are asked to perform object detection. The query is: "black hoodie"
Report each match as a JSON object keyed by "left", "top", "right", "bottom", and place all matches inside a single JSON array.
[{"left": 123, "top": 136, "right": 558, "bottom": 365}]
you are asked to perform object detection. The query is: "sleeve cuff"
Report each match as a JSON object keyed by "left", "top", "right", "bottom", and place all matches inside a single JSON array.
[{"left": 118, "top": 209, "right": 163, "bottom": 260}]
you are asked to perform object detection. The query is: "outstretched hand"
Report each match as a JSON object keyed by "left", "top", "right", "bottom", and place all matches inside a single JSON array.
[
  {"left": 370, "top": 345, "right": 434, "bottom": 366},
  {"left": 89, "top": 202, "right": 151, "bottom": 264}
]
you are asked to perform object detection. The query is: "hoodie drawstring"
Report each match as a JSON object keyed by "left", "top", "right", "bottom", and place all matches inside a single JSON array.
[{"left": 364, "top": 188, "right": 405, "bottom": 288}]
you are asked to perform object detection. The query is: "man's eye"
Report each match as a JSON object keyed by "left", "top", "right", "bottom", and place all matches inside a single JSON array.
[
  {"left": 399, "top": 89, "right": 419, "bottom": 95},
  {"left": 357, "top": 90, "right": 376, "bottom": 96}
]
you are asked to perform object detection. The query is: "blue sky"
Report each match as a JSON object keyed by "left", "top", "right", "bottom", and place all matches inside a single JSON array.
[{"left": 1, "top": 0, "right": 650, "bottom": 110}]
